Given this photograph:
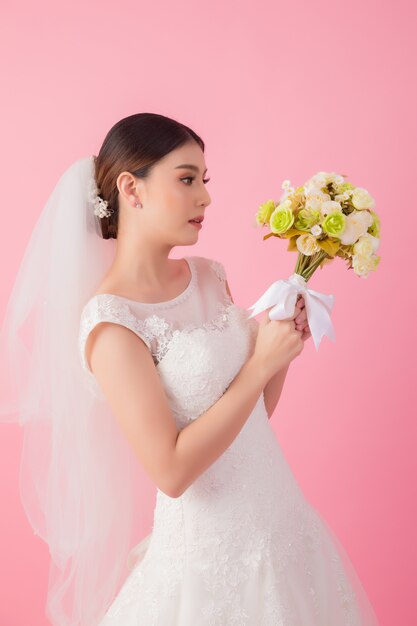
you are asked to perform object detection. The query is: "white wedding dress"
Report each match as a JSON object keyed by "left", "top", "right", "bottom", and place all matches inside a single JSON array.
[{"left": 78, "top": 255, "right": 380, "bottom": 626}]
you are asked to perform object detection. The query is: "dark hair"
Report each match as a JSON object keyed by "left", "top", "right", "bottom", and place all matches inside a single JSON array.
[{"left": 94, "top": 113, "right": 205, "bottom": 239}]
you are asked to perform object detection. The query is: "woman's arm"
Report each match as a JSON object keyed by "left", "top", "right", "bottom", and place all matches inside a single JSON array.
[
  {"left": 225, "top": 278, "right": 289, "bottom": 419},
  {"left": 224, "top": 279, "right": 310, "bottom": 421},
  {"left": 262, "top": 363, "right": 290, "bottom": 419}
]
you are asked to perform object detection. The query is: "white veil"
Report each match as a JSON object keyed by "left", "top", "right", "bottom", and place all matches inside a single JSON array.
[{"left": 0, "top": 155, "right": 150, "bottom": 625}]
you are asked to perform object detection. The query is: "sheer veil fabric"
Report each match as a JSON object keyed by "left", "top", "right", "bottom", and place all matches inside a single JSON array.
[{"left": 0, "top": 156, "right": 149, "bottom": 625}]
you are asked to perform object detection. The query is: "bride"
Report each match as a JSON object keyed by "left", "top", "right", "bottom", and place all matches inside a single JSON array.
[{"left": 0, "top": 112, "right": 379, "bottom": 625}]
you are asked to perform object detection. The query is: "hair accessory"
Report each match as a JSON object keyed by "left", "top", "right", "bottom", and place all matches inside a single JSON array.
[{"left": 87, "top": 177, "right": 114, "bottom": 218}]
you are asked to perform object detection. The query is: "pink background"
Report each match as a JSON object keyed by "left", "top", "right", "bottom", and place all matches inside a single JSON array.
[{"left": 1, "top": 1, "right": 416, "bottom": 624}]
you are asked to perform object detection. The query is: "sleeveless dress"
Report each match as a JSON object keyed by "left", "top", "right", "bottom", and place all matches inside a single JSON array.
[{"left": 78, "top": 255, "right": 380, "bottom": 626}]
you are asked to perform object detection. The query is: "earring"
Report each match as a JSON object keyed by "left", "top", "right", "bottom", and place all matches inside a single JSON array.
[{"left": 135, "top": 202, "right": 143, "bottom": 209}]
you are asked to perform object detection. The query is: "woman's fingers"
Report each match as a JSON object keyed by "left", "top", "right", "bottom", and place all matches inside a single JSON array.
[
  {"left": 301, "top": 326, "right": 312, "bottom": 341},
  {"left": 295, "top": 308, "right": 307, "bottom": 323},
  {"left": 294, "top": 295, "right": 312, "bottom": 341}
]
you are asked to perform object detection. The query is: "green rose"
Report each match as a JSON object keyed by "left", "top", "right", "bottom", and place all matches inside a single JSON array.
[
  {"left": 322, "top": 211, "right": 346, "bottom": 238},
  {"left": 294, "top": 208, "right": 321, "bottom": 231},
  {"left": 270, "top": 206, "right": 294, "bottom": 234},
  {"left": 256, "top": 199, "right": 276, "bottom": 226}
]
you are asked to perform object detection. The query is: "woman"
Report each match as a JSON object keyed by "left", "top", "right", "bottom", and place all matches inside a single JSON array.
[{"left": 0, "top": 112, "right": 379, "bottom": 625}]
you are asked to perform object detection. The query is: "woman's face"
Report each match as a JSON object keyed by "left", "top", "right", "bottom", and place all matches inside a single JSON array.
[{"left": 119, "top": 141, "right": 212, "bottom": 246}]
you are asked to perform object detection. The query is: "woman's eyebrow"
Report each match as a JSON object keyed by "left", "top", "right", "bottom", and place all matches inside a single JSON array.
[{"left": 174, "top": 164, "right": 208, "bottom": 175}]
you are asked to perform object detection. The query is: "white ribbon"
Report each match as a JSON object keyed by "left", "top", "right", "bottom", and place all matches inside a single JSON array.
[{"left": 247, "top": 272, "right": 336, "bottom": 351}]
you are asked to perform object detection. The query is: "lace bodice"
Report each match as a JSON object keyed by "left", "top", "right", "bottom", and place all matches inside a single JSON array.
[{"left": 78, "top": 256, "right": 259, "bottom": 424}]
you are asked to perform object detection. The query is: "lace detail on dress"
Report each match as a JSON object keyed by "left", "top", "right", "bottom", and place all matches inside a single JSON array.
[
  {"left": 80, "top": 296, "right": 250, "bottom": 374},
  {"left": 153, "top": 299, "right": 236, "bottom": 364},
  {"left": 78, "top": 258, "right": 200, "bottom": 378},
  {"left": 78, "top": 295, "right": 157, "bottom": 373}
]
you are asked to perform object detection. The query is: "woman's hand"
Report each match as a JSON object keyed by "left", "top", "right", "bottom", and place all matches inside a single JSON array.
[{"left": 293, "top": 295, "right": 312, "bottom": 342}]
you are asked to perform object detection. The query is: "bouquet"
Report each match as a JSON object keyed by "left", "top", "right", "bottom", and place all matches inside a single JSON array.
[{"left": 247, "top": 171, "right": 381, "bottom": 350}]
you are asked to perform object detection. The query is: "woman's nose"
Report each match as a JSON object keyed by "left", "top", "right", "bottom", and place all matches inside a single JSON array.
[{"left": 202, "top": 190, "right": 211, "bottom": 207}]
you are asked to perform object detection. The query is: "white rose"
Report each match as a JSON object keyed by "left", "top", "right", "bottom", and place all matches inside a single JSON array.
[
  {"left": 353, "top": 233, "right": 380, "bottom": 257},
  {"left": 304, "top": 171, "right": 344, "bottom": 193},
  {"left": 304, "top": 178, "right": 326, "bottom": 195},
  {"left": 340, "top": 210, "right": 374, "bottom": 245},
  {"left": 352, "top": 253, "right": 379, "bottom": 278},
  {"left": 320, "top": 171, "right": 345, "bottom": 187},
  {"left": 305, "top": 190, "right": 331, "bottom": 212},
  {"left": 351, "top": 187, "right": 375, "bottom": 210},
  {"left": 296, "top": 233, "right": 321, "bottom": 256}
]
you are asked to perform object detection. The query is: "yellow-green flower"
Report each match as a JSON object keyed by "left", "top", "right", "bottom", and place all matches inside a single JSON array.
[
  {"left": 294, "top": 208, "right": 321, "bottom": 231},
  {"left": 270, "top": 205, "right": 294, "bottom": 234},
  {"left": 322, "top": 211, "right": 346, "bottom": 238},
  {"left": 255, "top": 199, "right": 276, "bottom": 226},
  {"left": 367, "top": 210, "right": 380, "bottom": 237}
]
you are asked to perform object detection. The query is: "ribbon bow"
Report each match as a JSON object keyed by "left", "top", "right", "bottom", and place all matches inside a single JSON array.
[{"left": 247, "top": 273, "right": 336, "bottom": 351}]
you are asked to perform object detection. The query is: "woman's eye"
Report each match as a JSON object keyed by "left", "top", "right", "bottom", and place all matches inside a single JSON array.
[{"left": 181, "top": 176, "right": 211, "bottom": 185}]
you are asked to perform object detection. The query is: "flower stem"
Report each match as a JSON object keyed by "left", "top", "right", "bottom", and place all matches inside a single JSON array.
[
  {"left": 296, "top": 253, "right": 310, "bottom": 275},
  {"left": 302, "top": 251, "right": 329, "bottom": 282}
]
